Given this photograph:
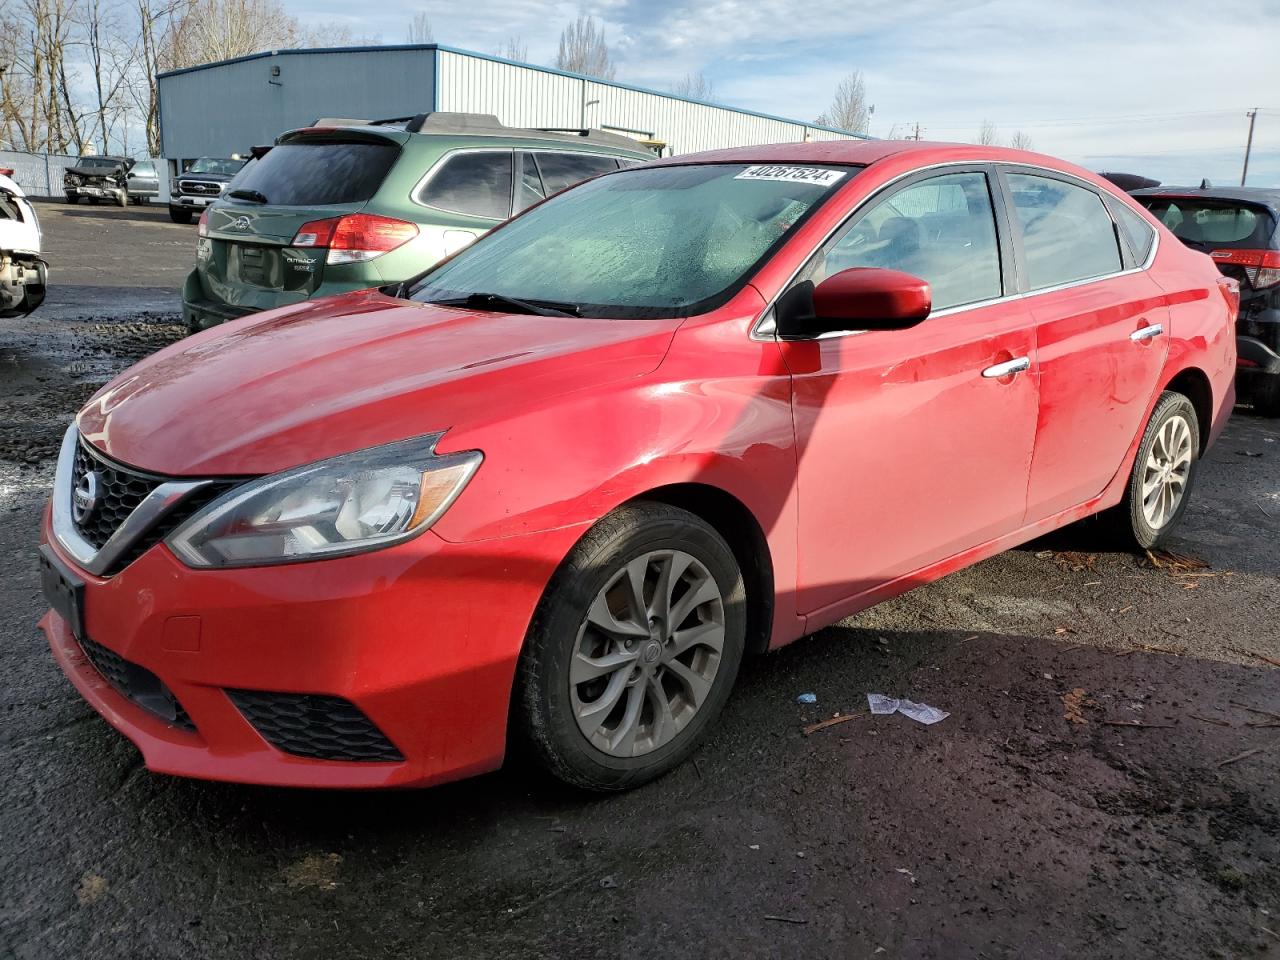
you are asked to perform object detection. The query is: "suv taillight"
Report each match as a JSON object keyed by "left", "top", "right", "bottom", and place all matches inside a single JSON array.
[
  {"left": 198, "top": 208, "right": 210, "bottom": 238},
  {"left": 291, "top": 214, "right": 419, "bottom": 264},
  {"left": 1210, "top": 249, "right": 1280, "bottom": 289}
]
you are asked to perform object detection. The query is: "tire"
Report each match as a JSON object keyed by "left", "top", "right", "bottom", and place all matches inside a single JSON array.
[
  {"left": 513, "top": 501, "right": 746, "bottom": 792},
  {"left": 64, "top": 193, "right": 77, "bottom": 204},
  {"left": 1105, "top": 391, "right": 1200, "bottom": 549},
  {"left": 169, "top": 208, "right": 192, "bottom": 224},
  {"left": 88, "top": 197, "right": 99, "bottom": 205},
  {"left": 1252, "top": 377, "right": 1280, "bottom": 418}
]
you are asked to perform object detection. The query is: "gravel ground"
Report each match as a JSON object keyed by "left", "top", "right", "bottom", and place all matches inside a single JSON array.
[{"left": 1, "top": 204, "right": 1278, "bottom": 960}]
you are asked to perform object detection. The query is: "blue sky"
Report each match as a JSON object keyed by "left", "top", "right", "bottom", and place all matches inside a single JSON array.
[{"left": 290, "top": 0, "right": 1280, "bottom": 186}]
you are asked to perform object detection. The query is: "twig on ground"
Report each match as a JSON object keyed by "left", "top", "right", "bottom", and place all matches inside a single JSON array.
[
  {"left": 1218, "top": 743, "right": 1278, "bottom": 768},
  {"left": 1230, "top": 701, "right": 1280, "bottom": 721},
  {"left": 803, "top": 713, "right": 863, "bottom": 736},
  {"left": 1102, "top": 720, "right": 1177, "bottom": 728},
  {"left": 1191, "top": 715, "right": 1232, "bottom": 727},
  {"left": 763, "top": 915, "right": 808, "bottom": 925},
  {"left": 1232, "top": 648, "right": 1280, "bottom": 669}
]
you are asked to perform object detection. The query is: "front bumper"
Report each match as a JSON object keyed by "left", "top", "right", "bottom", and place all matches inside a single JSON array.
[{"left": 40, "top": 513, "right": 580, "bottom": 788}]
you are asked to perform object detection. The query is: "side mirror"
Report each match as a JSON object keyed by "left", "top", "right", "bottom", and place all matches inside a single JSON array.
[{"left": 776, "top": 267, "right": 932, "bottom": 338}]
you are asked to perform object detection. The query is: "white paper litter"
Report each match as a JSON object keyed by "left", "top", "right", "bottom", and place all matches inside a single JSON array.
[{"left": 866, "top": 693, "right": 949, "bottom": 725}]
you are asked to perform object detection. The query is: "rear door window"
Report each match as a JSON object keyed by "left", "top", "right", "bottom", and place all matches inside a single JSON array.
[
  {"left": 534, "top": 152, "right": 620, "bottom": 194},
  {"left": 1006, "top": 173, "right": 1122, "bottom": 289},
  {"left": 227, "top": 140, "right": 399, "bottom": 206},
  {"left": 419, "top": 151, "right": 514, "bottom": 220}
]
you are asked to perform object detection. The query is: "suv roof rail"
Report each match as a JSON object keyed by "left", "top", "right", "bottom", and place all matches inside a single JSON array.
[{"left": 309, "top": 111, "right": 650, "bottom": 152}]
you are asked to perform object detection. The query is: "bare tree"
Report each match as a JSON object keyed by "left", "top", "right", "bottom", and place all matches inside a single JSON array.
[
  {"left": 672, "top": 71, "right": 714, "bottom": 101},
  {"left": 554, "top": 14, "right": 615, "bottom": 80},
  {"left": 976, "top": 119, "right": 998, "bottom": 145},
  {"left": 76, "top": 0, "right": 136, "bottom": 153},
  {"left": 497, "top": 36, "right": 526, "bottom": 62},
  {"left": 407, "top": 12, "right": 432, "bottom": 43},
  {"left": 815, "top": 71, "right": 870, "bottom": 134},
  {"left": 1009, "top": 129, "right": 1034, "bottom": 150}
]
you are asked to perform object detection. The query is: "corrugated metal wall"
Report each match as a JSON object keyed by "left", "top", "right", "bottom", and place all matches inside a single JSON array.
[
  {"left": 434, "top": 49, "right": 860, "bottom": 156},
  {"left": 159, "top": 49, "right": 437, "bottom": 161},
  {"left": 158, "top": 45, "right": 863, "bottom": 162}
]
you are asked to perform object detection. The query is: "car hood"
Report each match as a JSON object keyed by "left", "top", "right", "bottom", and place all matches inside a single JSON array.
[
  {"left": 178, "top": 171, "right": 236, "bottom": 182},
  {"left": 67, "top": 163, "right": 126, "bottom": 178},
  {"left": 77, "top": 290, "right": 682, "bottom": 476}
]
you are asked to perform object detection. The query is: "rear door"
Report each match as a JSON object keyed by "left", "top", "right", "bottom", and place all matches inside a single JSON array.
[
  {"left": 199, "top": 133, "right": 403, "bottom": 310},
  {"left": 1002, "top": 168, "right": 1171, "bottom": 521}
]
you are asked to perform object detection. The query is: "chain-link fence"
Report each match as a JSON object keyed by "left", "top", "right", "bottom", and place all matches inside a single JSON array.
[{"left": 0, "top": 149, "right": 171, "bottom": 201}]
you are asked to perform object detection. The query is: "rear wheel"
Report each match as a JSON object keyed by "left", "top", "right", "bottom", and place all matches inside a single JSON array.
[
  {"left": 169, "top": 208, "right": 192, "bottom": 224},
  {"left": 514, "top": 502, "right": 746, "bottom": 792},
  {"left": 1106, "top": 391, "right": 1200, "bottom": 549},
  {"left": 1252, "top": 376, "right": 1280, "bottom": 418}
]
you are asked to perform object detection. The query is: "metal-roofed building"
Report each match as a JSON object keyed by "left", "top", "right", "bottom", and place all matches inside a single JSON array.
[{"left": 157, "top": 43, "right": 866, "bottom": 169}]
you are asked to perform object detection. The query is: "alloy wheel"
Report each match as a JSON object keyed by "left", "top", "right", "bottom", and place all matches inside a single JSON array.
[
  {"left": 569, "top": 549, "right": 725, "bottom": 758},
  {"left": 1140, "top": 413, "right": 1193, "bottom": 529}
]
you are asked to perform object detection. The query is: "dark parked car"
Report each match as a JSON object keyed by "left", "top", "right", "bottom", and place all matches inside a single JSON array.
[
  {"left": 1133, "top": 187, "right": 1280, "bottom": 415},
  {"left": 63, "top": 156, "right": 132, "bottom": 206},
  {"left": 169, "top": 157, "right": 247, "bottom": 223}
]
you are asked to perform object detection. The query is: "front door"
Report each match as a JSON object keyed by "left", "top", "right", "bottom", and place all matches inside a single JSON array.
[
  {"left": 999, "top": 169, "right": 1171, "bottom": 521},
  {"left": 776, "top": 168, "right": 1041, "bottom": 616}
]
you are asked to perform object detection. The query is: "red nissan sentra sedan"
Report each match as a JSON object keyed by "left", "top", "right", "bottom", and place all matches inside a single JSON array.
[{"left": 39, "top": 142, "right": 1237, "bottom": 792}]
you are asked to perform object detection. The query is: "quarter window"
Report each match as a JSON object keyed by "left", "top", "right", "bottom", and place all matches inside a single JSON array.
[
  {"left": 516, "top": 152, "right": 546, "bottom": 212},
  {"left": 1006, "top": 173, "right": 1122, "bottom": 289},
  {"left": 806, "top": 171, "right": 1003, "bottom": 311},
  {"left": 1111, "top": 201, "right": 1156, "bottom": 265},
  {"left": 419, "top": 151, "right": 514, "bottom": 220}
]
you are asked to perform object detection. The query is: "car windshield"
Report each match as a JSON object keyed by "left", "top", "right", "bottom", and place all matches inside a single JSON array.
[
  {"left": 81, "top": 158, "right": 121, "bottom": 169},
  {"left": 409, "top": 162, "right": 857, "bottom": 319},
  {"left": 1137, "top": 196, "right": 1277, "bottom": 250},
  {"left": 188, "top": 158, "right": 245, "bottom": 176}
]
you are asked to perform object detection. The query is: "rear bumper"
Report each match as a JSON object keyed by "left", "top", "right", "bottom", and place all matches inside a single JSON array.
[{"left": 1237, "top": 334, "right": 1280, "bottom": 377}]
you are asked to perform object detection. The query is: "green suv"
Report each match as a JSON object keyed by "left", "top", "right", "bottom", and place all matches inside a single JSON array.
[{"left": 182, "top": 113, "right": 654, "bottom": 332}]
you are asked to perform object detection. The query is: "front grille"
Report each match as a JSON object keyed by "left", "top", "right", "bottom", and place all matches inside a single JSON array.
[
  {"left": 79, "top": 636, "right": 196, "bottom": 732},
  {"left": 69, "top": 438, "right": 242, "bottom": 575},
  {"left": 227, "top": 690, "right": 404, "bottom": 762},
  {"left": 178, "top": 180, "right": 222, "bottom": 195},
  {"left": 72, "top": 441, "right": 164, "bottom": 549}
]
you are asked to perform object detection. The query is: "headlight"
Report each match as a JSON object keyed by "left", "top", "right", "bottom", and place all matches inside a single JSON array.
[
  {"left": 64, "top": 174, "right": 79, "bottom": 186},
  {"left": 167, "top": 434, "right": 481, "bottom": 568}
]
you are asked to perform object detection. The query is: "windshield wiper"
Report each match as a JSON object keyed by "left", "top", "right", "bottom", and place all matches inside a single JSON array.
[
  {"left": 429, "top": 292, "right": 580, "bottom": 317},
  {"left": 227, "top": 188, "right": 268, "bottom": 204}
]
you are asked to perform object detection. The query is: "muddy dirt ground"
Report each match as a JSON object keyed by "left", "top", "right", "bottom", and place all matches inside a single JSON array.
[{"left": 1, "top": 201, "right": 1278, "bottom": 959}]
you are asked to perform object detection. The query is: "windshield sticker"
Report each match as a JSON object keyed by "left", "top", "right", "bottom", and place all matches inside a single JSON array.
[{"left": 734, "top": 165, "right": 847, "bottom": 187}]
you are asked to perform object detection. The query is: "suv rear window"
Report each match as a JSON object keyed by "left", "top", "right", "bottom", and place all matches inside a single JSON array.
[
  {"left": 227, "top": 140, "right": 399, "bottom": 206},
  {"left": 1136, "top": 197, "right": 1276, "bottom": 249}
]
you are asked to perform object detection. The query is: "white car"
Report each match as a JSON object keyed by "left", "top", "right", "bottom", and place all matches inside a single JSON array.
[{"left": 0, "top": 168, "right": 46, "bottom": 316}]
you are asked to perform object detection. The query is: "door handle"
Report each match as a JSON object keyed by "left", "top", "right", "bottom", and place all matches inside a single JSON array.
[
  {"left": 982, "top": 356, "right": 1031, "bottom": 379},
  {"left": 1130, "top": 323, "right": 1164, "bottom": 342}
]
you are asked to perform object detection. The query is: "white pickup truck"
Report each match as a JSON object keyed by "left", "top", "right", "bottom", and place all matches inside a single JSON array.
[{"left": 0, "top": 168, "right": 47, "bottom": 317}]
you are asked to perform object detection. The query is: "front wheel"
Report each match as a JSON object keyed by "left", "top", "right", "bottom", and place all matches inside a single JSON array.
[
  {"left": 1106, "top": 391, "right": 1200, "bottom": 549},
  {"left": 64, "top": 193, "right": 77, "bottom": 204},
  {"left": 169, "top": 207, "right": 192, "bottom": 224},
  {"left": 514, "top": 502, "right": 746, "bottom": 792}
]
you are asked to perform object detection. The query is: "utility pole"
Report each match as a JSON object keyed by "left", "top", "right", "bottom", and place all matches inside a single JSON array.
[
  {"left": 911, "top": 122, "right": 924, "bottom": 141},
  {"left": 1242, "top": 108, "right": 1258, "bottom": 186}
]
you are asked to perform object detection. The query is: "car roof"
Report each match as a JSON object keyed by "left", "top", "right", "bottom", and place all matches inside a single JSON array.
[
  {"left": 646, "top": 140, "right": 1104, "bottom": 179},
  {"left": 1131, "top": 186, "right": 1280, "bottom": 214}
]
